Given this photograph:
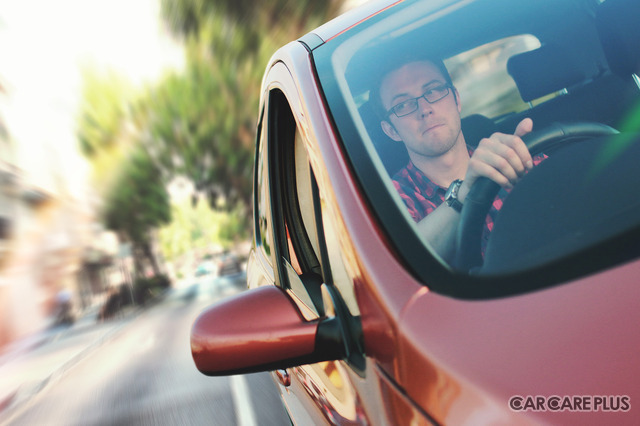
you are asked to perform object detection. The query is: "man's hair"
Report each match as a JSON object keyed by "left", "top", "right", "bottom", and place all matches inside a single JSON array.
[{"left": 370, "top": 57, "right": 454, "bottom": 122}]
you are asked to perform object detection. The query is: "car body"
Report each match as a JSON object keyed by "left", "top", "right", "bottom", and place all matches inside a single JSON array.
[{"left": 191, "top": 0, "right": 640, "bottom": 424}]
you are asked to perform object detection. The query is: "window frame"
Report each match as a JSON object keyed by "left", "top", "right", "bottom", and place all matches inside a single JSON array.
[
  {"left": 267, "top": 89, "right": 326, "bottom": 316},
  {"left": 254, "top": 105, "right": 275, "bottom": 268}
]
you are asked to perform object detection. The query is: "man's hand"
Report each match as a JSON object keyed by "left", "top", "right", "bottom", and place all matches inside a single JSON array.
[{"left": 460, "top": 118, "right": 534, "bottom": 198}]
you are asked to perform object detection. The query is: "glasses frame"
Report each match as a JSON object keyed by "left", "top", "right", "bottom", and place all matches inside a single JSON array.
[{"left": 387, "top": 84, "right": 452, "bottom": 118}]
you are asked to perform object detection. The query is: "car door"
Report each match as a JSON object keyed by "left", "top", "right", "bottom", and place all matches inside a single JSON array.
[{"left": 258, "top": 62, "right": 369, "bottom": 424}]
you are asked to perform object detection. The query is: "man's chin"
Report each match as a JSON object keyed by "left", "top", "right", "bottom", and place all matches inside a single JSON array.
[{"left": 420, "top": 140, "right": 458, "bottom": 158}]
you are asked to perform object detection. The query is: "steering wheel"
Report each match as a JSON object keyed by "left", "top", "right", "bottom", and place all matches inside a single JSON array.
[{"left": 453, "top": 121, "right": 619, "bottom": 272}]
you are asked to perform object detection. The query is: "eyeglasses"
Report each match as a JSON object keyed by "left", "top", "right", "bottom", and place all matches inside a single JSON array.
[{"left": 387, "top": 85, "right": 451, "bottom": 118}]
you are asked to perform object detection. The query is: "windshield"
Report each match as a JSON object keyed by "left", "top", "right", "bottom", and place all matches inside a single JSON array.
[{"left": 313, "top": 0, "right": 640, "bottom": 298}]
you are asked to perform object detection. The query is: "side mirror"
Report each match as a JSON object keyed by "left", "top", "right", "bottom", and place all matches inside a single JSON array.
[{"left": 191, "top": 286, "right": 344, "bottom": 376}]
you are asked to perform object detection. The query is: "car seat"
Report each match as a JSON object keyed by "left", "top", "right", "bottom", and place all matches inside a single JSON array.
[{"left": 596, "top": 0, "right": 640, "bottom": 83}]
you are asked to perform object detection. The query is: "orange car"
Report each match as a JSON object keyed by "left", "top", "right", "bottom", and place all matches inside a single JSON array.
[{"left": 192, "top": 0, "right": 640, "bottom": 424}]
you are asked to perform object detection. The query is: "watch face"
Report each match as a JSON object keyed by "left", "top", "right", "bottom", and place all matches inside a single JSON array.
[
  {"left": 445, "top": 179, "right": 462, "bottom": 201},
  {"left": 445, "top": 188, "right": 454, "bottom": 201},
  {"left": 446, "top": 180, "right": 463, "bottom": 211}
]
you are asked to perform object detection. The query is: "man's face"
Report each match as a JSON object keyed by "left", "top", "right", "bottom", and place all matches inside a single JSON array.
[{"left": 380, "top": 61, "right": 463, "bottom": 158}]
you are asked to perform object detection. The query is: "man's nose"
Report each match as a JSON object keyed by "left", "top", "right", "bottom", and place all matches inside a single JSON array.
[{"left": 417, "top": 95, "right": 434, "bottom": 115}]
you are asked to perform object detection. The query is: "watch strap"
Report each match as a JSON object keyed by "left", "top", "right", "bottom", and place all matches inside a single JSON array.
[{"left": 445, "top": 179, "right": 464, "bottom": 212}]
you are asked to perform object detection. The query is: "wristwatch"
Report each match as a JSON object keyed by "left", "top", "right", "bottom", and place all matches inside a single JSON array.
[{"left": 444, "top": 179, "right": 464, "bottom": 212}]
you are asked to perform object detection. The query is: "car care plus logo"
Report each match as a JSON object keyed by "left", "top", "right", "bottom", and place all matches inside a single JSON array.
[{"left": 509, "top": 395, "right": 631, "bottom": 412}]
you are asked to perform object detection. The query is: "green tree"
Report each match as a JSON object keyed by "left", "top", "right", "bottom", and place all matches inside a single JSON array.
[
  {"left": 77, "top": 68, "right": 132, "bottom": 157},
  {"left": 77, "top": 0, "right": 348, "bottom": 280},
  {"left": 158, "top": 196, "right": 247, "bottom": 266},
  {"left": 102, "top": 147, "right": 171, "bottom": 277},
  {"left": 76, "top": 68, "right": 138, "bottom": 195},
  {"left": 160, "top": 0, "right": 343, "bottom": 45},
  {"left": 153, "top": 0, "right": 346, "bottom": 222},
  {"left": 138, "top": 38, "right": 256, "bottom": 214},
  {"left": 77, "top": 67, "right": 171, "bottom": 278}
]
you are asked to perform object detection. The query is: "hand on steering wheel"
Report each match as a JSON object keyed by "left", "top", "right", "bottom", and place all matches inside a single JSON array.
[{"left": 453, "top": 121, "right": 619, "bottom": 272}]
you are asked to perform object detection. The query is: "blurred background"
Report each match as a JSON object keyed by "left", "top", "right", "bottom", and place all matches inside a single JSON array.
[{"left": 0, "top": 0, "right": 363, "bottom": 424}]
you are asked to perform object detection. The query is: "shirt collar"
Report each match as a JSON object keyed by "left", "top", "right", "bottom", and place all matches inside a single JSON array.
[
  {"left": 405, "top": 161, "right": 442, "bottom": 198},
  {"left": 405, "top": 146, "right": 474, "bottom": 195}
]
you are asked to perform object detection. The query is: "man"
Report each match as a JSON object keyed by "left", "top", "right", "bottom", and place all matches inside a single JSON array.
[{"left": 375, "top": 59, "right": 542, "bottom": 262}]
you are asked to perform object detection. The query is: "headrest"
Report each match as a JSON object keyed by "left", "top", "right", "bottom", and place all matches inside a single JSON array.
[
  {"left": 596, "top": 0, "right": 640, "bottom": 78},
  {"left": 461, "top": 114, "right": 497, "bottom": 147},
  {"left": 507, "top": 44, "right": 585, "bottom": 103}
]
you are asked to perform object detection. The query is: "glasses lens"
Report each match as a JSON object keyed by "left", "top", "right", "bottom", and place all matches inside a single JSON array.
[
  {"left": 393, "top": 100, "right": 418, "bottom": 117},
  {"left": 424, "top": 86, "right": 449, "bottom": 103},
  {"left": 391, "top": 86, "right": 450, "bottom": 117}
]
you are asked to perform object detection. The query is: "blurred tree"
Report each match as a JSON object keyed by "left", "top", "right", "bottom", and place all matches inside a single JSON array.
[
  {"left": 160, "top": 0, "right": 343, "bottom": 45},
  {"left": 77, "top": 68, "right": 170, "bottom": 278},
  {"left": 102, "top": 147, "right": 171, "bottom": 278},
  {"left": 77, "top": 69, "right": 130, "bottom": 156},
  {"left": 77, "top": 0, "right": 347, "bottom": 279},
  {"left": 153, "top": 0, "right": 346, "bottom": 221},
  {"left": 158, "top": 196, "right": 246, "bottom": 266},
  {"left": 136, "top": 35, "right": 256, "bottom": 214},
  {"left": 76, "top": 68, "right": 137, "bottom": 195}
]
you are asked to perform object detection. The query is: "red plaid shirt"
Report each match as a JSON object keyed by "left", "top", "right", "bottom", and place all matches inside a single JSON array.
[{"left": 392, "top": 150, "right": 545, "bottom": 252}]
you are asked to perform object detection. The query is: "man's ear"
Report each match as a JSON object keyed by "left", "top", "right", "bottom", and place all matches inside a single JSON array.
[
  {"left": 381, "top": 120, "right": 402, "bottom": 142},
  {"left": 453, "top": 86, "right": 462, "bottom": 113}
]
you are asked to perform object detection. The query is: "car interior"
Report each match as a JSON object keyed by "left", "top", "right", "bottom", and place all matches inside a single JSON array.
[
  {"left": 355, "top": 0, "right": 639, "bottom": 174},
  {"left": 343, "top": 0, "right": 640, "bottom": 280}
]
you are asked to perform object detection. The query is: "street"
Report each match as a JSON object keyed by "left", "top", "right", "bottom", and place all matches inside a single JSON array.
[{"left": 0, "top": 275, "right": 290, "bottom": 426}]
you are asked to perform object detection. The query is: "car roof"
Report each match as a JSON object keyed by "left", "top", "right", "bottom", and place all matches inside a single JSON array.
[{"left": 302, "top": 0, "right": 402, "bottom": 44}]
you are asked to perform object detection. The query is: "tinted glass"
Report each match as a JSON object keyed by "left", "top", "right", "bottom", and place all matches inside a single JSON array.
[
  {"left": 314, "top": 0, "right": 640, "bottom": 298},
  {"left": 255, "top": 111, "right": 273, "bottom": 261}
]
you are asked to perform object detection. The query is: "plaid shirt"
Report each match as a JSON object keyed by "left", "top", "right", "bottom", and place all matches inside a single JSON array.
[{"left": 392, "top": 150, "right": 545, "bottom": 252}]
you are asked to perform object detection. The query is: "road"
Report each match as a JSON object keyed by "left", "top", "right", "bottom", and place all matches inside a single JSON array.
[{"left": 2, "top": 274, "right": 291, "bottom": 426}]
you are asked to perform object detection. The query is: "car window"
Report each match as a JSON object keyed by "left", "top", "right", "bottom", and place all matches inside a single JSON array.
[
  {"left": 294, "top": 128, "right": 321, "bottom": 263},
  {"left": 446, "top": 35, "right": 543, "bottom": 118},
  {"left": 293, "top": 124, "right": 360, "bottom": 316},
  {"left": 312, "top": 0, "right": 640, "bottom": 298},
  {"left": 255, "top": 108, "right": 274, "bottom": 263},
  {"left": 268, "top": 87, "right": 362, "bottom": 320},
  {"left": 267, "top": 89, "right": 324, "bottom": 317},
  {"left": 319, "top": 200, "right": 360, "bottom": 316}
]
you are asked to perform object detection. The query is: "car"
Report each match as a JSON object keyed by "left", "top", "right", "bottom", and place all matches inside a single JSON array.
[
  {"left": 191, "top": 0, "right": 640, "bottom": 424},
  {"left": 194, "top": 260, "right": 215, "bottom": 277}
]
